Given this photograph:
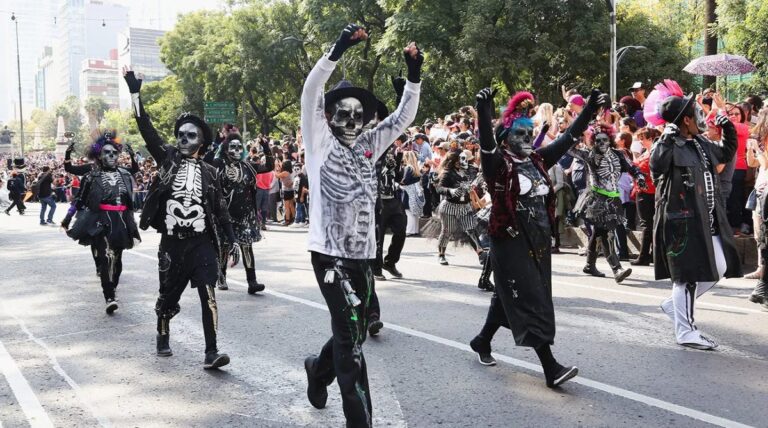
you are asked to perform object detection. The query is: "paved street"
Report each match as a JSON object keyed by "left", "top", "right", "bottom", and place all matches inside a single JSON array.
[{"left": 1, "top": 204, "right": 767, "bottom": 427}]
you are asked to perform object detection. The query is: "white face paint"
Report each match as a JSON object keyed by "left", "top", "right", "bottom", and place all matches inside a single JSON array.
[
  {"left": 100, "top": 144, "right": 119, "bottom": 170},
  {"left": 594, "top": 133, "right": 611, "bottom": 154},
  {"left": 226, "top": 139, "right": 243, "bottom": 161},
  {"left": 329, "top": 97, "right": 364, "bottom": 146},
  {"left": 694, "top": 103, "right": 707, "bottom": 133},
  {"left": 177, "top": 122, "right": 203, "bottom": 157},
  {"left": 459, "top": 153, "right": 468, "bottom": 170}
]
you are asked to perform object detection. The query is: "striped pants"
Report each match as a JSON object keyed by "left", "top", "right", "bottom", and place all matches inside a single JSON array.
[{"left": 437, "top": 200, "right": 481, "bottom": 250}]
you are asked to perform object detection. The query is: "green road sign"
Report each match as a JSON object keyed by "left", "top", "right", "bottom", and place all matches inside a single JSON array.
[{"left": 204, "top": 101, "right": 236, "bottom": 124}]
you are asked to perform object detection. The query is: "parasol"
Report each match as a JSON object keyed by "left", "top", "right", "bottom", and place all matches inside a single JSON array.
[{"left": 683, "top": 54, "right": 756, "bottom": 76}]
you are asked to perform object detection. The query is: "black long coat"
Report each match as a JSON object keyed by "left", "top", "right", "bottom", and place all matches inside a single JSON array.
[{"left": 650, "top": 124, "right": 742, "bottom": 283}]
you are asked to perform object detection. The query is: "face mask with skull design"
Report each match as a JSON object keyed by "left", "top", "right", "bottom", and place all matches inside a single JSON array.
[
  {"left": 329, "top": 97, "right": 364, "bottom": 146},
  {"left": 459, "top": 152, "right": 468, "bottom": 170},
  {"left": 694, "top": 103, "right": 707, "bottom": 134},
  {"left": 594, "top": 133, "right": 611, "bottom": 154},
  {"left": 505, "top": 118, "right": 534, "bottom": 159},
  {"left": 177, "top": 122, "right": 203, "bottom": 157},
  {"left": 226, "top": 139, "right": 243, "bottom": 162},
  {"left": 100, "top": 144, "right": 120, "bottom": 170}
]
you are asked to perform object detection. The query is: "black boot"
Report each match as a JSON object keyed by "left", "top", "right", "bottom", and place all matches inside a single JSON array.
[
  {"left": 382, "top": 262, "right": 403, "bottom": 278},
  {"left": 156, "top": 334, "right": 172, "bottom": 357},
  {"left": 478, "top": 277, "right": 494, "bottom": 291},
  {"left": 203, "top": 351, "right": 230, "bottom": 369},
  {"left": 368, "top": 318, "right": 384, "bottom": 336},
  {"left": 749, "top": 281, "right": 767, "bottom": 304},
  {"left": 583, "top": 240, "right": 605, "bottom": 277},
  {"left": 630, "top": 255, "right": 652, "bottom": 266},
  {"left": 583, "top": 263, "right": 605, "bottom": 277},
  {"left": 247, "top": 278, "right": 265, "bottom": 294},
  {"left": 217, "top": 272, "right": 228, "bottom": 290},
  {"left": 607, "top": 251, "right": 631, "bottom": 284},
  {"left": 304, "top": 356, "right": 328, "bottom": 409}
]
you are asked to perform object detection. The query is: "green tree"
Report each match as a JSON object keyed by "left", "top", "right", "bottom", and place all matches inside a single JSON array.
[
  {"left": 83, "top": 97, "right": 110, "bottom": 132},
  {"left": 717, "top": 0, "right": 768, "bottom": 96},
  {"left": 140, "top": 75, "right": 186, "bottom": 143},
  {"left": 54, "top": 96, "right": 84, "bottom": 142}
]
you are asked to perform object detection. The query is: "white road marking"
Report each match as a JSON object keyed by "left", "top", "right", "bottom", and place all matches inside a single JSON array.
[
  {"left": 2, "top": 304, "right": 111, "bottom": 428},
  {"left": 0, "top": 339, "right": 54, "bottom": 428},
  {"left": 127, "top": 249, "right": 754, "bottom": 428}
]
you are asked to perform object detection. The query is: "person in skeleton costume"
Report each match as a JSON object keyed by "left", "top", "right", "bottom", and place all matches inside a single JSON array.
[
  {"left": 65, "top": 131, "right": 141, "bottom": 314},
  {"left": 211, "top": 133, "right": 274, "bottom": 293},
  {"left": 123, "top": 66, "right": 237, "bottom": 369},
  {"left": 62, "top": 139, "right": 140, "bottom": 277},
  {"left": 570, "top": 124, "right": 646, "bottom": 283},
  {"left": 301, "top": 24, "right": 421, "bottom": 427},
  {"left": 649, "top": 80, "right": 742, "bottom": 350},
  {"left": 469, "top": 87, "right": 605, "bottom": 387},
  {"left": 429, "top": 149, "right": 486, "bottom": 265}
]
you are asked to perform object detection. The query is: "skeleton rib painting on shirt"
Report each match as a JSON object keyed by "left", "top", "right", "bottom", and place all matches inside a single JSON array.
[{"left": 165, "top": 159, "right": 206, "bottom": 234}]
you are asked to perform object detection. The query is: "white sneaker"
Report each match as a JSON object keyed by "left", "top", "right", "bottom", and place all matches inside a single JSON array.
[
  {"left": 679, "top": 333, "right": 718, "bottom": 350},
  {"left": 290, "top": 222, "right": 304, "bottom": 228}
]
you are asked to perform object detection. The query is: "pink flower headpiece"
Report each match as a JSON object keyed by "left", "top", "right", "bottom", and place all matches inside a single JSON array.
[{"left": 643, "top": 79, "right": 685, "bottom": 126}]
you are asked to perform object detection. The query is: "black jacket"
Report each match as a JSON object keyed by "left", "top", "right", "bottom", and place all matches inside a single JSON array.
[
  {"left": 650, "top": 125, "right": 742, "bottom": 283},
  {"left": 132, "top": 97, "right": 233, "bottom": 252},
  {"left": 436, "top": 169, "right": 471, "bottom": 204}
]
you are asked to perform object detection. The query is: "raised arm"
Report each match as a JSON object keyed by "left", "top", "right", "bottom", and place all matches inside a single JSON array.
[
  {"left": 538, "top": 89, "right": 606, "bottom": 169},
  {"left": 367, "top": 43, "right": 423, "bottom": 160},
  {"left": 124, "top": 144, "right": 141, "bottom": 175},
  {"left": 709, "top": 114, "right": 738, "bottom": 165},
  {"left": 123, "top": 66, "right": 168, "bottom": 164},
  {"left": 64, "top": 142, "right": 93, "bottom": 176},
  {"left": 250, "top": 139, "right": 274, "bottom": 173},
  {"left": 475, "top": 88, "right": 504, "bottom": 180}
]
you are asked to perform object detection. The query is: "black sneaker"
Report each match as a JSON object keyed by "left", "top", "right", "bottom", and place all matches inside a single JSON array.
[
  {"left": 203, "top": 352, "right": 230, "bottom": 369},
  {"left": 477, "top": 278, "right": 494, "bottom": 292},
  {"left": 438, "top": 255, "right": 448, "bottom": 265},
  {"left": 247, "top": 279, "right": 265, "bottom": 294},
  {"left": 368, "top": 319, "right": 384, "bottom": 336},
  {"left": 217, "top": 276, "right": 228, "bottom": 290},
  {"left": 373, "top": 271, "right": 386, "bottom": 281},
  {"left": 583, "top": 265, "right": 605, "bottom": 277},
  {"left": 46, "top": 219, "right": 54, "bottom": 224},
  {"left": 382, "top": 263, "right": 403, "bottom": 278},
  {"left": 304, "top": 356, "right": 328, "bottom": 409},
  {"left": 469, "top": 336, "right": 496, "bottom": 366},
  {"left": 546, "top": 365, "right": 578, "bottom": 388},
  {"left": 105, "top": 299, "right": 118, "bottom": 315},
  {"left": 156, "top": 334, "right": 172, "bottom": 357},
  {"left": 630, "top": 256, "right": 651, "bottom": 266}
]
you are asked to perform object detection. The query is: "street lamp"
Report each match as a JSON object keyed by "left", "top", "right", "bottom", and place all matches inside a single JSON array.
[
  {"left": 616, "top": 45, "right": 648, "bottom": 67},
  {"left": 11, "top": 12, "right": 25, "bottom": 157},
  {"left": 605, "top": 0, "right": 616, "bottom": 101}
]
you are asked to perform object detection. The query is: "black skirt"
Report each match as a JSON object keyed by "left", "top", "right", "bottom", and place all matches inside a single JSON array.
[{"left": 67, "top": 209, "right": 140, "bottom": 249}]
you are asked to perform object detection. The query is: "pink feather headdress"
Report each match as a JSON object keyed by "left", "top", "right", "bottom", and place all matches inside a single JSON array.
[
  {"left": 502, "top": 91, "right": 535, "bottom": 128},
  {"left": 643, "top": 79, "right": 685, "bottom": 126}
]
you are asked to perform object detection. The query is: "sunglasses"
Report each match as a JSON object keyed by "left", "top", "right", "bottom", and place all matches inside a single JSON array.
[{"left": 177, "top": 131, "right": 199, "bottom": 139}]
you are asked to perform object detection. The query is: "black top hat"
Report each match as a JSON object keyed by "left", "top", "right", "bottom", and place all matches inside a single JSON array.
[
  {"left": 174, "top": 113, "right": 214, "bottom": 148},
  {"left": 659, "top": 94, "right": 695, "bottom": 125},
  {"left": 324, "top": 80, "right": 379, "bottom": 125},
  {"left": 13, "top": 158, "right": 25, "bottom": 169}
]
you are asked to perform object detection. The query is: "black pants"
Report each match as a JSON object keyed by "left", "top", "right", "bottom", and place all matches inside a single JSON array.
[
  {"left": 586, "top": 227, "right": 622, "bottom": 272},
  {"left": 311, "top": 252, "right": 373, "bottom": 428},
  {"left": 615, "top": 224, "right": 630, "bottom": 258},
  {"left": 727, "top": 169, "right": 748, "bottom": 228},
  {"left": 375, "top": 198, "right": 406, "bottom": 271},
  {"left": 155, "top": 235, "right": 220, "bottom": 354},
  {"left": 220, "top": 242, "right": 259, "bottom": 282},
  {"left": 636, "top": 192, "right": 655, "bottom": 259},
  {"left": 6, "top": 193, "right": 25, "bottom": 213},
  {"left": 95, "top": 237, "right": 122, "bottom": 301}
]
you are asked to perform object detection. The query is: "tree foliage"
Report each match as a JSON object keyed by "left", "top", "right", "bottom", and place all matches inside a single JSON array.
[{"left": 717, "top": 0, "right": 768, "bottom": 96}]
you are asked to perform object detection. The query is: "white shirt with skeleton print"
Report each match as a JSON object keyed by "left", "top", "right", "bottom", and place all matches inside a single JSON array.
[{"left": 301, "top": 54, "right": 420, "bottom": 259}]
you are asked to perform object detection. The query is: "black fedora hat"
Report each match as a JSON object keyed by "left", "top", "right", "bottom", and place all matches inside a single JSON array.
[
  {"left": 174, "top": 113, "right": 214, "bottom": 148},
  {"left": 13, "top": 158, "right": 25, "bottom": 169},
  {"left": 324, "top": 80, "right": 379, "bottom": 125},
  {"left": 659, "top": 94, "right": 695, "bottom": 125}
]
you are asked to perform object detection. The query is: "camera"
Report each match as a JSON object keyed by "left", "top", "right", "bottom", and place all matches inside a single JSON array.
[{"left": 64, "top": 132, "right": 75, "bottom": 138}]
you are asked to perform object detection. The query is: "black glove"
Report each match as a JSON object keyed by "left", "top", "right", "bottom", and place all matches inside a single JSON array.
[
  {"left": 328, "top": 24, "right": 366, "bottom": 61},
  {"left": 124, "top": 144, "right": 134, "bottom": 158},
  {"left": 123, "top": 71, "right": 142, "bottom": 94},
  {"left": 404, "top": 43, "right": 424, "bottom": 83},
  {"left": 260, "top": 140, "right": 271, "bottom": 154},
  {"left": 586, "top": 89, "right": 610, "bottom": 111},
  {"left": 475, "top": 87, "right": 496, "bottom": 114},
  {"left": 391, "top": 75, "right": 406, "bottom": 100},
  {"left": 65, "top": 142, "right": 75, "bottom": 158}
]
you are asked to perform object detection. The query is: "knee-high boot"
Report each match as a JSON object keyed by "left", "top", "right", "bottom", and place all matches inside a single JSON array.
[
  {"left": 218, "top": 243, "right": 230, "bottom": 290},
  {"left": 241, "top": 244, "right": 265, "bottom": 294},
  {"left": 583, "top": 233, "right": 605, "bottom": 277}
]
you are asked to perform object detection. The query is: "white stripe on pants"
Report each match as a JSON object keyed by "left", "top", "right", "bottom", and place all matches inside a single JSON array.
[{"left": 665, "top": 235, "right": 727, "bottom": 344}]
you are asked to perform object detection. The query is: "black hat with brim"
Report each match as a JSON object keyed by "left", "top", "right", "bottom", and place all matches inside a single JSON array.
[
  {"left": 13, "top": 158, "right": 25, "bottom": 169},
  {"left": 659, "top": 94, "right": 695, "bottom": 125},
  {"left": 174, "top": 113, "right": 214, "bottom": 149},
  {"left": 324, "top": 80, "right": 379, "bottom": 125}
]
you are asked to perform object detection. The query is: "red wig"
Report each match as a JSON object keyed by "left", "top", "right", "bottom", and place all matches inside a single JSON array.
[{"left": 502, "top": 91, "right": 535, "bottom": 128}]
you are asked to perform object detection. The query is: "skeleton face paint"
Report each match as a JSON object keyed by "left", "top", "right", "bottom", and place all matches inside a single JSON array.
[
  {"left": 594, "top": 133, "right": 611, "bottom": 154},
  {"left": 459, "top": 153, "right": 468, "bottom": 170},
  {"left": 329, "top": 97, "right": 364, "bottom": 146},
  {"left": 100, "top": 144, "right": 119, "bottom": 170},
  {"left": 694, "top": 103, "right": 707, "bottom": 133},
  {"left": 293, "top": 165, "right": 301, "bottom": 174},
  {"left": 177, "top": 122, "right": 203, "bottom": 157},
  {"left": 506, "top": 122, "right": 534, "bottom": 159},
  {"left": 226, "top": 139, "right": 243, "bottom": 162}
]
